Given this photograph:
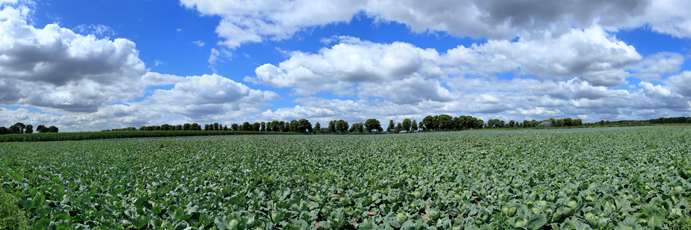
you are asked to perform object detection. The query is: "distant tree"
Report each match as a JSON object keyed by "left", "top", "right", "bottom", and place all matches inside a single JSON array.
[
  {"left": 509, "top": 120, "right": 516, "bottom": 127},
  {"left": 555, "top": 119, "right": 564, "bottom": 127},
  {"left": 48, "top": 126, "right": 59, "bottom": 133},
  {"left": 421, "top": 115, "right": 435, "bottom": 131},
  {"left": 24, "top": 125, "right": 33, "bottom": 134},
  {"left": 395, "top": 122, "right": 402, "bottom": 133},
  {"left": 439, "top": 114, "right": 453, "bottom": 131},
  {"left": 12, "top": 122, "right": 25, "bottom": 134},
  {"left": 387, "top": 120, "right": 395, "bottom": 133},
  {"left": 223, "top": 125, "right": 228, "bottom": 131},
  {"left": 279, "top": 121, "right": 286, "bottom": 132},
  {"left": 531, "top": 119, "right": 538, "bottom": 127},
  {"left": 563, "top": 117, "right": 573, "bottom": 126},
  {"left": 231, "top": 123, "right": 239, "bottom": 131},
  {"left": 364, "top": 119, "right": 382, "bottom": 133},
  {"left": 241, "top": 122, "right": 252, "bottom": 131},
  {"left": 182, "top": 123, "right": 191, "bottom": 130},
  {"left": 289, "top": 120, "right": 299, "bottom": 132},
  {"left": 36, "top": 125, "right": 46, "bottom": 133},
  {"left": 574, "top": 119, "right": 583, "bottom": 126},
  {"left": 260, "top": 122, "right": 266, "bottom": 131},
  {"left": 0, "top": 127, "right": 8, "bottom": 135},
  {"left": 402, "top": 118, "right": 411, "bottom": 132},
  {"left": 411, "top": 120, "right": 418, "bottom": 132},
  {"left": 253, "top": 122, "right": 261, "bottom": 131},
  {"left": 314, "top": 122, "right": 321, "bottom": 134},
  {"left": 298, "top": 119, "right": 312, "bottom": 133},
  {"left": 335, "top": 120, "right": 348, "bottom": 133},
  {"left": 191, "top": 123, "right": 201, "bottom": 130},
  {"left": 328, "top": 120, "right": 336, "bottom": 134}
]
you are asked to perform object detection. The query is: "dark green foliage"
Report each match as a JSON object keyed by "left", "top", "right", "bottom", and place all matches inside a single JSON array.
[
  {"left": 0, "top": 189, "right": 30, "bottom": 230},
  {"left": 0, "top": 130, "right": 301, "bottom": 142}
]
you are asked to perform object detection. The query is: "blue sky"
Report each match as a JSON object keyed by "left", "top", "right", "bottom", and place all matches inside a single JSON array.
[{"left": 2, "top": 0, "right": 691, "bottom": 131}]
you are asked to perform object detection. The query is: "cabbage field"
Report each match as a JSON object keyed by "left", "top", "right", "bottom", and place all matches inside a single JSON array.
[{"left": 1, "top": 126, "right": 690, "bottom": 229}]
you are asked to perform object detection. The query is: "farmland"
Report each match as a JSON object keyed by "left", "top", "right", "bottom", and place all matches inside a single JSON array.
[{"left": 1, "top": 126, "right": 690, "bottom": 229}]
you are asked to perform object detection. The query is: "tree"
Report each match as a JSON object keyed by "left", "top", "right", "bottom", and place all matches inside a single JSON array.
[
  {"left": 421, "top": 115, "right": 435, "bottom": 131},
  {"left": 261, "top": 122, "right": 266, "bottom": 131},
  {"left": 336, "top": 120, "right": 349, "bottom": 133},
  {"left": 402, "top": 119, "right": 411, "bottom": 132},
  {"left": 279, "top": 121, "right": 286, "bottom": 132},
  {"left": 298, "top": 119, "right": 312, "bottom": 133},
  {"left": 12, "top": 122, "right": 25, "bottom": 134},
  {"left": 563, "top": 117, "right": 573, "bottom": 126},
  {"left": 191, "top": 123, "right": 201, "bottom": 130},
  {"left": 387, "top": 120, "right": 395, "bottom": 133},
  {"left": 48, "top": 126, "right": 59, "bottom": 133},
  {"left": 241, "top": 122, "right": 252, "bottom": 131},
  {"left": 555, "top": 119, "right": 564, "bottom": 127},
  {"left": 364, "top": 119, "right": 382, "bottom": 133},
  {"left": 329, "top": 121, "right": 336, "bottom": 133},
  {"left": 411, "top": 120, "right": 418, "bottom": 132},
  {"left": 0, "top": 127, "right": 8, "bottom": 135},
  {"left": 509, "top": 120, "right": 516, "bottom": 127},
  {"left": 439, "top": 114, "right": 453, "bottom": 131},
  {"left": 37, "top": 125, "right": 47, "bottom": 133},
  {"left": 253, "top": 122, "right": 261, "bottom": 131},
  {"left": 314, "top": 122, "right": 321, "bottom": 134},
  {"left": 231, "top": 123, "right": 239, "bottom": 131},
  {"left": 395, "top": 122, "right": 402, "bottom": 133},
  {"left": 289, "top": 120, "right": 299, "bottom": 132},
  {"left": 183, "top": 123, "right": 191, "bottom": 130},
  {"left": 24, "top": 125, "right": 33, "bottom": 134},
  {"left": 574, "top": 119, "right": 583, "bottom": 126}
]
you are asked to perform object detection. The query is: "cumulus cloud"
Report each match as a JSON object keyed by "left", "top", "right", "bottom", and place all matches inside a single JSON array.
[
  {"left": 631, "top": 52, "right": 685, "bottom": 81},
  {"left": 664, "top": 71, "right": 691, "bottom": 97},
  {"left": 181, "top": 0, "right": 691, "bottom": 49},
  {"left": 0, "top": 18, "right": 147, "bottom": 112}
]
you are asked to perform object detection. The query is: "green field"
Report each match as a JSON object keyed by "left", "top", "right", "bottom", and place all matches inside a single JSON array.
[{"left": 1, "top": 127, "right": 690, "bottom": 229}]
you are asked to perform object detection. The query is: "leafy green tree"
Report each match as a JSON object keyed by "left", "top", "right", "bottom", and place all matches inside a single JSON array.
[
  {"left": 176, "top": 125, "right": 183, "bottom": 130},
  {"left": 260, "top": 122, "right": 266, "bottom": 131},
  {"left": 11, "top": 122, "right": 25, "bottom": 134},
  {"left": 289, "top": 120, "right": 299, "bottom": 132},
  {"left": 563, "top": 117, "right": 573, "bottom": 126},
  {"left": 555, "top": 119, "right": 564, "bottom": 127},
  {"left": 411, "top": 120, "right": 418, "bottom": 132},
  {"left": 24, "top": 125, "right": 33, "bottom": 134},
  {"left": 421, "top": 115, "right": 435, "bottom": 131},
  {"left": 402, "top": 119, "right": 411, "bottom": 132},
  {"left": 231, "top": 123, "right": 239, "bottom": 131},
  {"left": 395, "top": 122, "right": 402, "bottom": 133},
  {"left": 509, "top": 120, "right": 516, "bottom": 127},
  {"left": 191, "top": 123, "right": 201, "bottom": 130},
  {"left": 328, "top": 121, "right": 336, "bottom": 134},
  {"left": 298, "top": 119, "right": 312, "bottom": 133},
  {"left": 252, "top": 122, "right": 260, "bottom": 131},
  {"left": 364, "top": 119, "right": 382, "bottom": 133},
  {"left": 314, "top": 122, "right": 321, "bottom": 134},
  {"left": 183, "top": 123, "right": 191, "bottom": 130},
  {"left": 574, "top": 119, "right": 583, "bottom": 126},
  {"left": 242, "top": 122, "right": 252, "bottom": 131},
  {"left": 439, "top": 114, "right": 453, "bottom": 131},
  {"left": 279, "top": 121, "right": 286, "bottom": 132},
  {"left": 48, "top": 126, "right": 59, "bottom": 133},
  {"left": 387, "top": 120, "right": 395, "bottom": 133},
  {"left": 36, "top": 125, "right": 46, "bottom": 133},
  {"left": 0, "top": 127, "right": 8, "bottom": 134},
  {"left": 336, "top": 120, "right": 349, "bottom": 133}
]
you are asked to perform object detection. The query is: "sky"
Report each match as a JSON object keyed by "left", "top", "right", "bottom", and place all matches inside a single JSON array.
[{"left": 1, "top": 0, "right": 691, "bottom": 132}]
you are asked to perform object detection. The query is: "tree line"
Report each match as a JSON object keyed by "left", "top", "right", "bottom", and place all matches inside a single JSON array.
[
  {"left": 103, "top": 114, "right": 655, "bottom": 135},
  {"left": 0, "top": 122, "right": 59, "bottom": 135}
]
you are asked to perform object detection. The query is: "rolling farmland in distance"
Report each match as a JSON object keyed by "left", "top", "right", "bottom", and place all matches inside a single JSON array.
[{"left": 1, "top": 126, "right": 690, "bottom": 229}]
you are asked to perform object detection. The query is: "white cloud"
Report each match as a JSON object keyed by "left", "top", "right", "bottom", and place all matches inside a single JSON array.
[
  {"left": 182, "top": 0, "right": 691, "bottom": 49},
  {"left": 74, "top": 24, "right": 117, "bottom": 37},
  {"left": 192, "top": 40, "right": 205, "bottom": 47},
  {"left": 631, "top": 52, "right": 685, "bottom": 81},
  {"left": 664, "top": 71, "right": 691, "bottom": 97}
]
